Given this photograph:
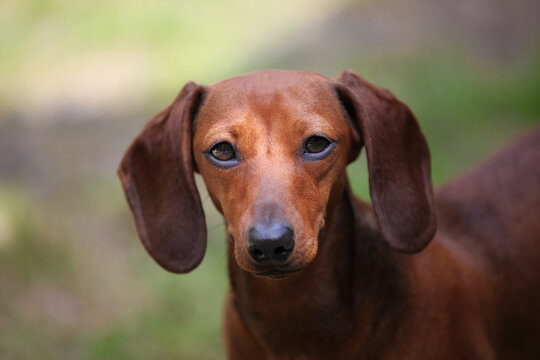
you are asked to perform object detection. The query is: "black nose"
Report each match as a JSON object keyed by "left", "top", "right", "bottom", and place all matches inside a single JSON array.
[{"left": 247, "top": 222, "right": 295, "bottom": 264}]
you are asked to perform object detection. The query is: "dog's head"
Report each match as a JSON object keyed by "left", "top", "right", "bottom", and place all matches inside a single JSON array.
[{"left": 118, "top": 70, "right": 436, "bottom": 276}]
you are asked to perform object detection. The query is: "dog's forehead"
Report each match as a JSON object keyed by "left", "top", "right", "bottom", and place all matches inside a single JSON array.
[
  {"left": 211, "top": 69, "right": 328, "bottom": 93},
  {"left": 197, "top": 70, "right": 343, "bottom": 128}
]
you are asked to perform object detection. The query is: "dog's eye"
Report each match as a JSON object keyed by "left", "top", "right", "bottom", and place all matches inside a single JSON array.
[
  {"left": 305, "top": 136, "right": 331, "bottom": 153},
  {"left": 302, "top": 136, "right": 336, "bottom": 161},
  {"left": 210, "top": 141, "right": 236, "bottom": 161}
]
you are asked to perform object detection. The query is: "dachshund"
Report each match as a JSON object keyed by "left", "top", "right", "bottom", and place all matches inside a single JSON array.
[{"left": 118, "top": 70, "right": 540, "bottom": 359}]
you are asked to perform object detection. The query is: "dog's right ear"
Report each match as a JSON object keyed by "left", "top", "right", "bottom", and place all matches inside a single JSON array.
[{"left": 118, "top": 82, "right": 207, "bottom": 273}]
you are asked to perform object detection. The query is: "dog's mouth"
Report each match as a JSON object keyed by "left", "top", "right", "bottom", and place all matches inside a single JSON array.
[{"left": 253, "top": 267, "right": 302, "bottom": 279}]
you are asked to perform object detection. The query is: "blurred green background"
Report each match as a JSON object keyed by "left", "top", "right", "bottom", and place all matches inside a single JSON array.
[{"left": 0, "top": 0, "right": 538, "bottom": 358}]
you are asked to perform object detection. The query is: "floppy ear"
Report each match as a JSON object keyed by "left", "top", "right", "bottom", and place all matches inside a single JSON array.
[
  {"left": 332, "top": 70, "right": 436, "bottom": 253},
  {"left": 118, "top": 82, "right": 207, "bottom": 273}
]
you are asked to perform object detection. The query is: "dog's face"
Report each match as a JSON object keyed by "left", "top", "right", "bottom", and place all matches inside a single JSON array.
[
  {"left": 118, "top": 69, "right": 435, "bottom": 276},
  {"left": 192, "top": 71, "right": 358, "bottom": 276}
]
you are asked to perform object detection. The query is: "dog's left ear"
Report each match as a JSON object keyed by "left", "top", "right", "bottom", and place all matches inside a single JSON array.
[
  {"left": 332, "top": 70, "right": 436, "bottom": 253},
  {"left": 118, "top": 82, "right": 207, "bottom": 273}
]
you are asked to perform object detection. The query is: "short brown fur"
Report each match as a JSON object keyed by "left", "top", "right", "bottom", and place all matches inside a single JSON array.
[{"left": 119, "top": 70, "right": 540, "bottom": 359}]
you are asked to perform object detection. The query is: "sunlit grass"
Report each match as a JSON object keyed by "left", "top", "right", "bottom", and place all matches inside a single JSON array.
[{"left": 0, "top": 0, "right": 351, "bottom": 112}]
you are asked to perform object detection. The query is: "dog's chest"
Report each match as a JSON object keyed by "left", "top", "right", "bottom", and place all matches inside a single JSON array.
[{"left": 236, "top": 288, "right": 356, "bottom": 358}]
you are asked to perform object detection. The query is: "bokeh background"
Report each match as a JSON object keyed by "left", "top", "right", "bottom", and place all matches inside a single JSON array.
[{"left": 0, "top": 0, "right": 539, "bottom": 358}]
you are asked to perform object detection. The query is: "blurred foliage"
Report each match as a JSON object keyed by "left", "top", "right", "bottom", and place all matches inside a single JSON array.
[
  {"left": 0, "top": 0, "right": 539, "bottom": 359},
  {"left": 345, "top": 48, "right": 540, "bottom": 188},
  {"left": 0, "top": 0, "right": 349, "bottom": 112}
]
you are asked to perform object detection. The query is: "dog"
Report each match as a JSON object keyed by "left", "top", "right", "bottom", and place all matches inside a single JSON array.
[{"left": 118, "top": 70, "right": 540, "bottom": 359}]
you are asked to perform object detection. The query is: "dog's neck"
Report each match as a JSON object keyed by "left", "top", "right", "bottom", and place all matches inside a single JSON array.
[{"left": 226, "top": 182, "right": 406, "bottom": 357}]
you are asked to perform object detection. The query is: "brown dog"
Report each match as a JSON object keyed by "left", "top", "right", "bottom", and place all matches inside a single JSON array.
[{"left": 118, "top": 70, "right": 540, "bottom": 359}]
